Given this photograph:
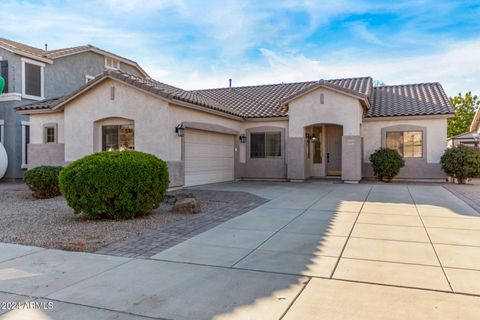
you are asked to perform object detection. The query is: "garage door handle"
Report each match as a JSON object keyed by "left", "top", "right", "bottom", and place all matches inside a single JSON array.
[{"left": 327, "top": 153, "right": 330, "bottom": 163}]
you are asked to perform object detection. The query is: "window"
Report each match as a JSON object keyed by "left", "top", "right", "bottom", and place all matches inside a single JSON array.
[
  {"left": 21, "top": 121, "right": 30, "bottom": 168},
  {"left": 1, "top": 60, "right": 8, "bottom": 94},
  {"left": 105, "top": 57, "right": 120, "bottom": 70},
  {"left": 386, "top": 131, "right": 423, "bottom": 158},
  {"left": 102, "top": 124, "right": 134, "bottom": 151},
  {"left": 313, "top": 126, "right": 322, "bottom": 163},
  {"left": 22, "top": 58, "right": 44, "bottom": 99},
  {"left": 0, "top": 120, "right": 4, "bottom": 144},
  {"left": 43, "top": 125, "right": 57, "bottom": 144},
  {"left": 250, "top": 132, "right": 281, "bottom": 158}
]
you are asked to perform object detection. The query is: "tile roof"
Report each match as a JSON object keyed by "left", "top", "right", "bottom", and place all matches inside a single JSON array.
[
  {"left": 15, "top": 70, "right": 453, "bottom": 119},
  {"left": 0, "top": 38, "right": 148, "bottom": 76},
  {"left": 367, "top": 83, "right": 454, "bottom": 117}
]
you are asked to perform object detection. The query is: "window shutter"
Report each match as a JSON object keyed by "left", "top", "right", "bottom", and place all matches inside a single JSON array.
[{"left": 0, "top": 61, "right": 8, "bottom": 93}]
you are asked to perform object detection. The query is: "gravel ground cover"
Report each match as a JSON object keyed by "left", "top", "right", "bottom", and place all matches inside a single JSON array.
[{"left": 0, "top": 188, "right": 225, "bottom": 252}]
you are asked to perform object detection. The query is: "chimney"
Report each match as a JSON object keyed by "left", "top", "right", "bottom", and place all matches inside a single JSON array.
[
  {"left": 229, "top": 78, "right": 232, "bottom": 89},
  {"left": 44, "top": 44, "right": 48, "bottom": 51}
]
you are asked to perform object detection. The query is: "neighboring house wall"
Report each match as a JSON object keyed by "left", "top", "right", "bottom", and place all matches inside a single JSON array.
[
  {"left": 0, "top": 46, "right": 145, "bottom": 179},
  {"left": 362, "top": 117, "right": 447, "bottom": 179}
]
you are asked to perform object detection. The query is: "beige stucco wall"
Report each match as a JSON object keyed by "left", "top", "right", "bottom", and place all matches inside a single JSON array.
[
  {"left": 288, "top": 87, "right": 364, "bottom": 137},
  {"left": 62, "top": 79, "right": 170, "bottom": 161},
  {"left": 29, "top": 112, "right": 65, "bottom": 144},
  {"left": 362, "top": 117, "right": 448, "bottom": 163}
]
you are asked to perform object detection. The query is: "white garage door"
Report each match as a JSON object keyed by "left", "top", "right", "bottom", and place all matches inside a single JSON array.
[{"left": 185, "top": 129, "right": 235, "bottom": 186}]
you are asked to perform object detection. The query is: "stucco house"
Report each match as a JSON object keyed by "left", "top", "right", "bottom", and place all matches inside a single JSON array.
[
  {"left": 0, "top": 38, "right": 148, "bottom": 179},
  {"left": 16, "top": 69, "right": 454, "bottom": 186}
]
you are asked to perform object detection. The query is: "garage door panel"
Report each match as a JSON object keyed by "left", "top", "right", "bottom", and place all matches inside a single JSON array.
[{"left": 185, "top": 129, "right": 235, "bottom": 186}]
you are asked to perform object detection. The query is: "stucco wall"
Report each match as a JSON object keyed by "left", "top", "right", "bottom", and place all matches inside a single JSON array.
[
  {"left": 288, "top": 87, "right": 364, "bottom": 137},
  {"left": 62, "top": 79, "right": 170, "bottom": 161},
  {"left": 29, "top": 112, "right": 65, "bottom": 144},
  {"left": 362, "top": 117, "right": 448, "bottom": 163}
]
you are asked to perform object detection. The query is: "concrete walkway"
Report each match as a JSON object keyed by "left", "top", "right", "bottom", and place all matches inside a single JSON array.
[{"left": 1, "top": 182, "right": 480, "bottom": 319}]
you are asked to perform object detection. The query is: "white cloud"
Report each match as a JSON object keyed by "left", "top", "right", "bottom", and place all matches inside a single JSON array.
[{"left": 159, "top": 39, "right": 480, "bottom": 96}]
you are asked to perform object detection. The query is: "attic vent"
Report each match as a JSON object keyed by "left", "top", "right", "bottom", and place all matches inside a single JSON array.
[{"left": 320, "top": 93, "right": 325, "bottom": 104}]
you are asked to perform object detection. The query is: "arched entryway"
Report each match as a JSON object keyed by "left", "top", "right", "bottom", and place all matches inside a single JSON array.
[{"left": 304, "top": 124, "right": 343, "bottom": 178}]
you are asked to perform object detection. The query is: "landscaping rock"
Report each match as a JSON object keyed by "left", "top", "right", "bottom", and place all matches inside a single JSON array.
[{"left": 171, "top": 197, "right": 201, "bottom": 214}]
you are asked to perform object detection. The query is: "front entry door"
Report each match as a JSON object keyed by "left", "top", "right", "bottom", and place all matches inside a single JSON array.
[{"left": 326, "top": 125, "right": 342, "bottom": 176}]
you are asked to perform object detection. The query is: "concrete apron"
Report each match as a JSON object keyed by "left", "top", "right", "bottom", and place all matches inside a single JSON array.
[{"left": 1, "top": 183, "right": 480, "bottom": 319}]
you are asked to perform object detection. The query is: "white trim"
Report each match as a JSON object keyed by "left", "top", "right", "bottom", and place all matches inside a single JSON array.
[
  {"left": 21, "top": 121, "right": 30, "bottom": 168},
  {"left": 0, "top": 120, "right": 4, "bottom": 144},
  {"left": 105, "top": 56, "right": 120, "bottom": 70},
  {"left": 0, "top": 92, "right": 22, "bottom": 102},
  {"left": 85, "top": 75, "right": 95, "bottom": 83},
  {"left": 21, "top": 58, "right": 45, "bottom": 100}
]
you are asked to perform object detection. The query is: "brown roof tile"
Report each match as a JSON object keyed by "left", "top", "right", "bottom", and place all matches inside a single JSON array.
[{"left": 15, "top": 70, "right": 453, "bottom": 119}]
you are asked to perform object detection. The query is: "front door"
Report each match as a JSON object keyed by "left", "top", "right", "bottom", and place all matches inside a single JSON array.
[{"left": 326, "top": 125, "right": 342, "bottom": 176}]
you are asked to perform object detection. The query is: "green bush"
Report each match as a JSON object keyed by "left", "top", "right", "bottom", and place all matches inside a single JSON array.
[
  {"left": 59, "top": 151, "right": 169, "bottom": 219},
  {"left": 441, "top": 145, "right": 480, "bottom": 184},
  {"left": 24, "top": 166, "right": 63, "bottom": 199},
  {"left": 369, "top": 148, "right": 405, "bottom": 182}
]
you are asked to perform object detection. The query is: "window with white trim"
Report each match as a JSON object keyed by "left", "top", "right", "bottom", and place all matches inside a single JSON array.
[
  {"left": 105, "top": 57, "right": 120, "bottom": 70},
  {"left": 0, "top": 120, "right": 4, "bottom": 144},
  {"left": 21, "top": 121, "right": 30, "bottom": 168},
  {"left": 21, "top": 58, "right": 44, "bottom": 100}
]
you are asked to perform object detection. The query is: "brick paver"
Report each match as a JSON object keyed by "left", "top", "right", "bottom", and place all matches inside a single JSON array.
[
  {"left": 95, "top": 189, "right": 267, "bottom": 258},
  {"left": 443, "top": 180, "right": 480, "bottom": 214}
]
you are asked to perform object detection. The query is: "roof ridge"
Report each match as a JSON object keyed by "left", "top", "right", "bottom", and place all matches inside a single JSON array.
[
  {"left": 375, "top": 82, "right": 441, "bottom": 88},
  {"left": 194, "top": 76, "right": 372, "bottom": 91}
]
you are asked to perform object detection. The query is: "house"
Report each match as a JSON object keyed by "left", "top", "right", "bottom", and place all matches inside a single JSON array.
[
  {"left": 0, "top": 38, "right": 148, "bottom": 179},
  {"left": 16, "top": 70, "right": 454, "bottom": 186},
  {"left": 447, "top": 132, "right": 480, "bottom": 148}
]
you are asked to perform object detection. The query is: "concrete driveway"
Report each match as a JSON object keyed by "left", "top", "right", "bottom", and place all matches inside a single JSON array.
[{"left": 1, "top": 182, "right": 480, "bottom": 319}]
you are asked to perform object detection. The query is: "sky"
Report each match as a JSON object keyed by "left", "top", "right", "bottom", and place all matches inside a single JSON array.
[{"left": 1, "top": 0, "right": 480, "bottom": 96}]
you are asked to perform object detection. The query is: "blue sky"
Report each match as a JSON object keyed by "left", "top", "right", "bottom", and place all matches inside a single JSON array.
[{"left": 1, "top": 0, "right": 480, "bottom": 95}]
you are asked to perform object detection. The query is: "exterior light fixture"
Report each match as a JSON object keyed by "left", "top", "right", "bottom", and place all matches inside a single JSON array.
[
  {"left": 239, "top": 134, "right": 247, "bottom": 143},
  {"left": 175, "top": 124, "right": 185, "bottom": 137},
  {"left": 311, "top": 134, "right": 317, "bottom": 142}
]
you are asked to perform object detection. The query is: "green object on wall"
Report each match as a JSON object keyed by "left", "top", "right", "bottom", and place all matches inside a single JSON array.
[{"left": 0, "top": 76, "right": 4, "bottom": 95}]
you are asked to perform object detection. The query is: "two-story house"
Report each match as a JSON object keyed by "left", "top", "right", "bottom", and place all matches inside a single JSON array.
[{"left": 0, "top": 38, "right": 148, "bottom": 179}]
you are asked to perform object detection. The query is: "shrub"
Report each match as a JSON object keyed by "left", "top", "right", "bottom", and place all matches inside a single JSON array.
[
  {"left": 441, "top": 145, "right": 480, "bottom": 184},
  {"left": 59, "top": 151, "right": 169, "bottom": 219},
  {"left": 24, "top": 166, "right": 63, "bottom": 199},
  {"left": 369, "top": 148, "right": 405, "bottom": 182}
]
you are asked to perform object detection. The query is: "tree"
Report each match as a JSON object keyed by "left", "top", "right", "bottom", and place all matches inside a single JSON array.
[{"left": 447, "top": 92, "right": 479, "bottom": 138}]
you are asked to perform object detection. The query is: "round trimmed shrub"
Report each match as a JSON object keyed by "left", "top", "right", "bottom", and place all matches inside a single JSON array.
[
  {"left": 24, "top": 166, "right": 63, "bottom": 199},
  {"left": 59, "top": 151, "right": 169, "bottom": 219},
  {"left": 369, "top": 148, "right": 405, "bottom": 182},
  {"left": 441, "top": 145, "right": 480, "bottom": 184}
]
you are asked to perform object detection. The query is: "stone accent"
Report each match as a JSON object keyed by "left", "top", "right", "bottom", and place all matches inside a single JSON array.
[
  {"left": 363, "top": 162, "right": 445, "bottom": 180},
  {"left": 95, "top": 190, "right": 267, "bottom": 258},
  {"left": 171, "top": 197, "right": 200, "bottom": 214}
]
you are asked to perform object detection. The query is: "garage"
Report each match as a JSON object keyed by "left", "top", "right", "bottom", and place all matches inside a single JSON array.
[{"left": 184, "top": 128, "right": 235, "bottom": 186}]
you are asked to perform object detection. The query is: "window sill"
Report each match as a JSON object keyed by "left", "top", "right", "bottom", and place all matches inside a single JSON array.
[
  {"left": 0, "top": 93, "right": 22, "bottom": 102},
  {"left": 22, "top": 94, "right": 45, "bottom": 101}
]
